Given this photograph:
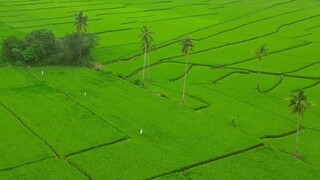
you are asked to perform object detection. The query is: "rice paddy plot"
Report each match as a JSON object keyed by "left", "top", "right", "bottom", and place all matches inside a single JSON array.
[
  {"left": 266, "top": 130, "right": 320, "bottom": 168},
  {"left": 25, "top": 67, "right": 261, "bottom": 179},
  {"left": 0, "top": 83, "right": 126, "bottom": 158},
  {"left": 0, "top": 0, "right": 320, "bottom": 179},
  {"left": 0, "top": 158, "right": 87, "bottom": 180},
  {"left": 184, "top": 147, "right": 320, "bottom": 179},
  {"left": 0, "top": 67, "right": 38, "bottom": 90},
  {"left": 0, "top": 105, "right": 53, "bottom": 171}
]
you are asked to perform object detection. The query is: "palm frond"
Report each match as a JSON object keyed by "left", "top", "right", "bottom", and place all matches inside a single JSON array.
[
  {"left": 287, "top": 90, "right": 312, "bottom": 117},
  {"left": 255, "top": 44, "right": 268, "bottom": 61},
  {"left": 74, "top": 11, "right": 88, "bottom": 33},
  {"left": 181, "top": 36, "right": 194, "bottom": 55},
  {"left": 139, "top": 25, "right": 154, "bottom": 52}
]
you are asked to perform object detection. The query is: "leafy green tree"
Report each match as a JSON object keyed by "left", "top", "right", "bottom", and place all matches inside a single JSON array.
[
  {"left": 288, "top": 90, "right": 312, "bottom": 158},
  {"left": 1, "top": 36, "right": 24, "bottom": 61},
  {"left": 180, "top": 36, "right": 194, "bottom": 103},
  {"left": 139, "top": 25, "right": 154, "bottom": 85},
  {"left": 2, "top": 29, "right": 55, "bottom": 65},
  {"left": 23, "top": 29, "right": 55, "bottom": 64},
  {"left": 74, "top": 12, "right": 88, "bottom": 33},
  {"left": 55, "top": 33, "right": 96, "bottom": 65},
  {"left": 1, "top": 29, "right": 96, "bottom": 66},
  {"left": 74, "top": 11, "right": 88, "bottom": 61},
  {"left": 255, "top": 45, "right": 268, "bottom": 91}
]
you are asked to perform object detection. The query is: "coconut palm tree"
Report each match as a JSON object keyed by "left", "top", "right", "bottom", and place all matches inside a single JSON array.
[
  {"left": 74, "top": 11, "right": 88, "bottom": 61},
  {"left": 139, "top": 25, "right": 154, "bottom": 85},
  {"left": 288, "top": 90, "right": 312, "bottom": 158},
  {"left": 181, "top": 36, "right": 194, "bottom": 103},
  {"left": 255, "top": 45, "right": 268, "bottom": 91}
]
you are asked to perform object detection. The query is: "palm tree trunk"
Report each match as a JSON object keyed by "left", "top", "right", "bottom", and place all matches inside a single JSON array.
[
  {"left": 147, "top": 53, "right": 150, "bottom": 82},
  {"left": 182, "top": 55, "right": 188, "bottom": 103},
  {"left": 257, "top": 59, "right": 262, "bottom": 91},
  {"left": 79, "top": 32, "right": 83, "bottom": 63},
  {"left": 142, "top": 46, "right": 147, "bottom": 85},
  {"left": 295, "top": 115, "right": 302, "bottom": 157}
]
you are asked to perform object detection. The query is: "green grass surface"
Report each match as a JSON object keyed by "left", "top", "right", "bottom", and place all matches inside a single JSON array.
[
  {"left": 0, "top": 159, "right": 86, "bottom": 180},
  {"left": 0, "top": 83, "right": 126, "bottom": 158},
  {"left": 0, "top": 67, "right": 38, "bottom": 90},
  {"left": 0, "top": 105, "right": 53, "bottom": 170},
  {"left": 0, "top": 0, "right": 320, "bottom": 179},
  {"left": 25, "top": 67, "right": 261, "bottom": 179},
  {"left": 185, "top": 147, "right": 320, "bottom": 179},
  {"left": 267, "top": 130, "right": 320, "bottom": 167}
]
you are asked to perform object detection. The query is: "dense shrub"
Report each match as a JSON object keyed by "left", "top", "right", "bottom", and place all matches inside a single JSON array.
[
  {"left": 23, "top": 29, "right": 56, "bottom": 64},
  {"left": 1, "top": 36, "right": 24, "bottom": 62},
  {"left": 1, "top": 29, "right": 97, "bottom": 66},
  {"left": 53, "top": 32, "right": 97, "bottom": 66}
]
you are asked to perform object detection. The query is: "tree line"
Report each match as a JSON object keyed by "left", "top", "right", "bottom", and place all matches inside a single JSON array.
[{"left": 1, "top": 12, "right": 96, "bottom": 66}]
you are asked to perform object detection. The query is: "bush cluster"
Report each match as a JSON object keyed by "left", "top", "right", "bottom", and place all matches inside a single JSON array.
[{"left": 1, "top": 29, "right": 97, "bottom": 66}]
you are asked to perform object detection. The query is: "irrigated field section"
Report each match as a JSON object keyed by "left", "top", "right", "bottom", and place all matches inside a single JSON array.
[{"left": 0, "top": 0, "right": 319, "bottom": 179}]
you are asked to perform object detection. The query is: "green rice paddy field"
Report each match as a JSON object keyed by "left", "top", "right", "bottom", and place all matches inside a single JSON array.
[{"left": 0, "top": 0, "right": 320, "bottom": 179}]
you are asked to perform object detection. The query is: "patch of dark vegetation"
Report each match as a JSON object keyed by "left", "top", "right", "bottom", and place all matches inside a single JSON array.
[
  {"left": 133, "top": 79, "right": 143, "bottom": 87},
  {"left": 156, "top": 92, "right": 167, "bottom": 98},
  {"left": 1, "top": 29, "right": 97, "bottom": 66}
]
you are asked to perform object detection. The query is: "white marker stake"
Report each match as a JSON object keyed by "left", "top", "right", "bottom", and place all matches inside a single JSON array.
[
  {"left": 140, "top": 129, "right": 143, "bottom": 135},
  {"left": 41, "top": 71, "right": 44, "bottom": 75},
  {"left": 84, "top": 91, "right": 87, "bottom": 96}
]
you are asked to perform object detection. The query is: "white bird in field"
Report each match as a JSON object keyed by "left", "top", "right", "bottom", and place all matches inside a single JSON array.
[
  {"left": 140, "top": 129, "right": 143, "bottom": 135},
  {"left": 84, "top": 91, "right": 87, "bottom": 96},
  {"left": 41, "top": 70, "right": 44, "bottom": 75}
]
